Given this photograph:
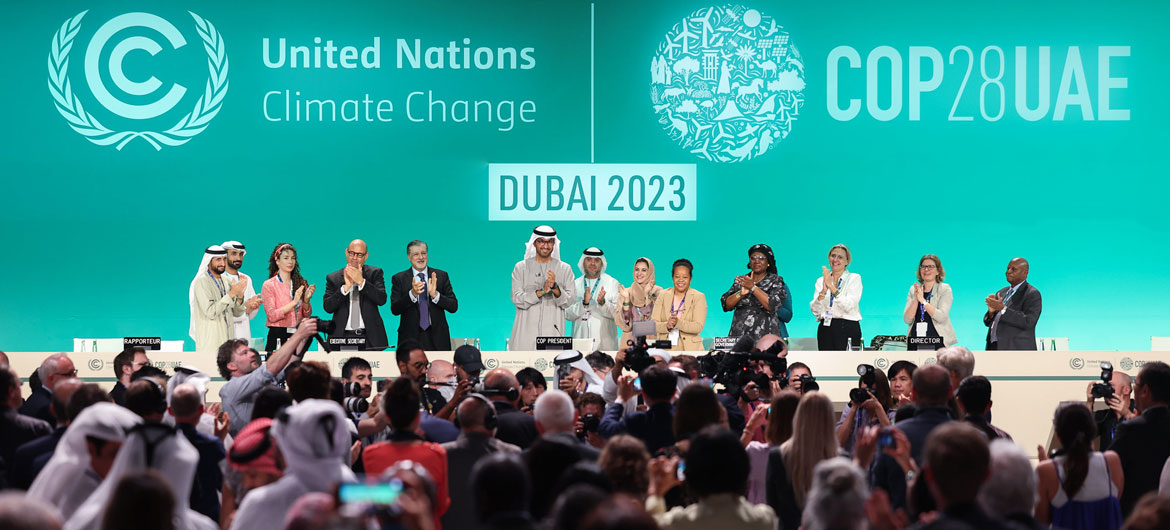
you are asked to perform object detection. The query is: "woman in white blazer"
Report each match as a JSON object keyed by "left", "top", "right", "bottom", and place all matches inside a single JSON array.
[{"left": 903, "top": 254, "right": 956, "bottom": 350}]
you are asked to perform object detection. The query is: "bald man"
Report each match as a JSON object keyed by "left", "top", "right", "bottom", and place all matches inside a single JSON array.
[
  {"left": 984, "top": 257, "right": 1043, "bottom": 350},
  {"left": 483, "top": 368, "right": 539, "bottom": 449},
  {"left": 323, "top": 239, "right": 388, "bottom": 350}
]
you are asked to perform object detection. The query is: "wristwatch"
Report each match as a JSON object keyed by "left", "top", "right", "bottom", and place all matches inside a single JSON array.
[{"left": 905, "top": 469, "right": 916, "bottom": 483}]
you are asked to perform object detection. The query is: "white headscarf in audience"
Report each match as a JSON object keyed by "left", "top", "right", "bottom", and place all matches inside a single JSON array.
[
  {"left": 27, "top": 403, "right": 142, "bottom": 520},
  {"left": 64, "top": 423, "right": 217, "bottom": 530},
  {"left": 228, "top": 399, "right": 355, "bottom": 530}
]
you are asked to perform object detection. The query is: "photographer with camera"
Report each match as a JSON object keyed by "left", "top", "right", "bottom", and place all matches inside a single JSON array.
[
  {"left": 217, "top": 318, "right": 317, "bottom": 437},
  {"left": 575, "top": 392, "right": 606, "bottom": 449},
  {"left": 835, "top": 364, "right": 893, "bottom": 457},
  {"left": 786, "top": 362, "right": 818, "bottom": 395},
  {"left": 599, "top": 364, "right": 678, "bottom": 454},
  {"left": 603, "top": 342, "right": 669, "bottom": 410},
  {"left": 1084, "top": 362, "right": 1135, "bottom": 449}
]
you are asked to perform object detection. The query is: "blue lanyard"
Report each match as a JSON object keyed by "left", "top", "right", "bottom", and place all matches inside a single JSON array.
[
  {"left": 585, "top": 277, "right": 600, "bottom": 297},
  {"left": 208, "top": 271, "right": 225, "bottom": 297},
  {"left": 919, "top": 288, "right": 933, "bottom": 321},
  {"left": 828, "top": 277, "right": 843, "bottom": 307},
  {"left": 671, "top": 290, "right": 688, "bottom": 317}
]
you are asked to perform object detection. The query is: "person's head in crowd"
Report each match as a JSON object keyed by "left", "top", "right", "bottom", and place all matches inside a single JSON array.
[
  {"left": 922, "top": 422, "right": 990, "bottom": 509},
  {"left": 1122, "top": 493, "right": 1170, "bottom": 530},
  {"left": 471, "top": 452, "right": 531, "bottom": 524},
  {"left": 754, "top": 333, "right": 785, "bottom": 355},
  {"left": 937, "top": 346, "right": 975, "bottom": 391},
  {"left": 426, "top": 359, "right": 457, "bottom": 400},
  {"left": 858, "top": 365, "right": 893, "bottom": 411},
  {"left": 384, "top": 376, "right": 422, "bottom": 434},
  {"left": 286, "top": 361, "right": 332, "bottom": 402},
  {"left": 686, "top": 425, "right": 750, "bottom": 499},
  {"left": 887, "top": 360, "right": 917, "bottom": 402},
  {"left": 598, "top": 434, "right": 650, "bottom": 500},
  {"left": 124, "top": 379, "right": 167, "bottom": 421},
  {"left": 669, "top": 354, "right": 701, "bottom": 380},
  {"left": 801, "top": 457, "right": 868, "bottom": 530},
  {"left": 585, "top": 351, "right": 615, "bottom": 381},
  {"left": 253, "top": 387, "right": 294, "bottom": 420},
  {"left": 1005, "top": 257, "right": 1029, "bottom": 286},
  {"left": 580, "top": 495, "right": 662, "bottom": 530},
  {"left": 381, "top": 461, "right": 441, "bottom": 525},
  {"left": 525, "top": 436, "right": 585, "bottom": 519},
  {"left": 453, "top": 344, "right": 486, "bottom": 382},
  {"left": 168, "top": 383, "right": 205, "bottom": 425},
  {"left": 552, "top": 462, "right": 611, "bottom": 501},
  {"left": 340, "top": 356, "right": 373, "bottom": 399},
  {"left": 112, "top": 347, "right": 149, "bottom": 386},
  {"left": 560, "top": 367, "right": 589, "bottom": 396},
  {"left": 396, "top": 339, "right": 429, "bottom": 383},
  {"left": 979, "top": 440, "right": 1037, "bottom": 520},
  {"left": 66, "top": 383, "right": 112, "bottom": 424},
  {"left": 129, "top": 365, "right": 168, "bottom": 385},
  {"left": 534, "top": 390, "right": 576, "bottom": 435},
  {"left": 2, "top": 365, "right": 22, "bottom": 409},
  {"left": 673, "top": 383, "right": 724, "bottom": 440},
  {"left": 767, "top": 390, "right": 801, "bottom": 446},
  {"left": 37, "top": 353, "right": 76, "bottom": 391},
  {"left": 282, "top": 492, "right": 338, "bottom": 530},
  {"left": 1103, "top": 370, "right": 1134, "bottom": 404},
  {"left": 781, "top": 391, "right": 839, "bottom": 506},
  {"left": 272, "top": 399, "right": 355, "bottom": 487},
  {"left": 650, "top": 349, "right": 672, "bottom": 367},
  {"left": 0, "top": 351, "right": 8, "bottom": 366},
  {"left": 1051, "top": 402, "right": 1098, "bottom": 498},
  {"left": 229, "top": 418, "right": 284, "bottom": 492},
  {"left": 483, "top": 368, "right": 521, "bottom": 406},
  {"left": 956, "top": 375, "right": 994, "bottom": 418},
  {"left": 216, "top": 339, "right": 258, "bottom": 380},
  {"left": 49, "top": 377, "right": 82, "bottom": 426},
  {"left": 516, "top": 367, "right": 548, "bottom": 408},
  {"left": 786, "top": 361, "right": 814, "bottom": 394},
  {"left": 0, "top": 492, "right": 62, "bottom": 530},
  {"left": 912, "top": 363, "right": 952, "bottom": 407},
  {"left": 576, "top": 392, "right": 606, "bottom": 418},
  {"left": 1134, "top": 361, "right": 1170, "bottom": 412},
  {"left": 548, "top": 484, "right": 610, "bottom": 530},
  {"left": 456, "top": 393, "right": 497, "bottom": 436},
  {"left": 639, "top": 364, "right": 678, "bottom": 405},
  {"left": 98, "top": 470, "right": 176, "bottom": 530}
]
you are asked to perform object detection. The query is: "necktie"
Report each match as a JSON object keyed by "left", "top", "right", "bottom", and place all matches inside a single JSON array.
[
  {"left": 989, "top": 287, "right": 1016, "bottom": 343},
  {"left": 349, "top": 280, "right": 361, "bottom": 330},
  {"left": 418, "top": 272, "right": 431, "bottom": 330}
]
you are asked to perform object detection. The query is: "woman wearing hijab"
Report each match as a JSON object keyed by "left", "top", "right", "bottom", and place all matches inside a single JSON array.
[
  {"left": 722, "top": 244, "right": 790, "bottom": 342},
  {"left": 614, "top": 257, "right": 662, "bottom": 347}
]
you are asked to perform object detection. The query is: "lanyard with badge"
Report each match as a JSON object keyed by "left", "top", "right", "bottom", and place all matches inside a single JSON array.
[
  {"left": 582, "top": 277, "right": 600, "bottom": 321},
  {"left": 668, "top": 290, "right": 687, "bottom": 345},
  {"left": 208, "top": 271, "right": 226, "bottom": 297},
  {"left": 277, "top": 274, "right": 300, "bottom": 310},
  {"left": 915, "top": 286, "right": 934, "bottom": 337},
  {"left": 822, "top": 277, "right": 843, "bottom": 326}
]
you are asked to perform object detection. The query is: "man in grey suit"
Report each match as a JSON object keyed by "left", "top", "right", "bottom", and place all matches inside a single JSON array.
[
  {"left": 441, "top": 394, "right": 519, "bottom": 530},
  {"left": 983, "top": 257, "right": 1042, "bottom": 350}
]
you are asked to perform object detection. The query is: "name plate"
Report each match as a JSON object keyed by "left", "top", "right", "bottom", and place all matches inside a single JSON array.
[
  {"left": 535, "top": 336, "right": 573, "bottom": 350},
  {"left": 328, "top": 337, "right": 367, "bottom": 346},
  {"left": 124, "top": 337, "right": 162, "bottom": 350},
  {"left": 908, "top": 336, "right": 944, "bottom": 349},
  {"left": 711, "top": 336, "right": 739, "bottom": 350}
]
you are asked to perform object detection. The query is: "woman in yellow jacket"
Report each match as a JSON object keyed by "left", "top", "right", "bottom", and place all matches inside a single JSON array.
[{"left": 652, "top": 259, "right": 707, "bottom": 351}]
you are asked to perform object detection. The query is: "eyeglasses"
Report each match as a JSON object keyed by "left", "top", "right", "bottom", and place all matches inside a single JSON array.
[
  {"left": 749, "top": 256, "right": 768, "bottom": 262},
  {"left": 920, "top": 264, "right": 937, "bottom": 270},
  {"left": 55, "top": 369, "right": 78, "bottom": 377},
  {"left": 346, "top": 250, "right": 367, "bottom": 258},
  {"left": 412, "top": 361, "right": 430, "bottom": 372}
]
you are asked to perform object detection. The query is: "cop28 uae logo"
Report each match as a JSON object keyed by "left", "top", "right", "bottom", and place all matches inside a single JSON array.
[
  {"left": 47, "top": 11, "right": 228, "bottom": 150},
  {"left": 651, "top": 5, "right": 804, "bottom": 163}
]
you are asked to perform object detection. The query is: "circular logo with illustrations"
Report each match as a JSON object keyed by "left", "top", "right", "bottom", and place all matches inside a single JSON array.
[
  {"left": 1069, "top": 358, "right": 1085, "bottom": 370},
  {"left": 874, "top": 358, "right": 889, "bottom": 370},
  {"left": 485, "top": 358, "right": 500, "bottom": 370},
  {"left": 534, "top": 358, "right": 548, "bottom": 371},
  {"left": 88, "top": 358, "right": 104, "bottom": 371},
  {"left": 47, "top": 10, "right": 229, "bottom": 150},
  {"left": 338, "top": 357, "right": 350, "bottom": 369},
  {"left": 923, "top": 357, "right": 937, "bottom": 365},
  {"left": 651, "top": 5, "right": 804, "bottom": 163},
  {"left": 1120, "top": 357, "right": 1134, "bottom": 371}
]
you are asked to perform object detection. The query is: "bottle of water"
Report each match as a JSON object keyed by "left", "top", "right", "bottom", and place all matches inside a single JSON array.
[
  {"left": 93, "top": 340, "right": 98, "bottom": 353},
  {"left": 846, "top": 337, "right": 853, "bottom": 351},
  {"left": 276, "top": 337, "right": 282, "bottom": 351},
  {"left": 475, "top": 338, "right": 481, "bottom": 349},
  {"left": 860, "top": 336, "right": 865, "bottom": 352}
]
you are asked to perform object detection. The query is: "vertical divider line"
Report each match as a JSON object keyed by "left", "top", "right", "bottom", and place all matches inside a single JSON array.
[{"left": 591, "top": 2, "right": 595, "bottom": 163}]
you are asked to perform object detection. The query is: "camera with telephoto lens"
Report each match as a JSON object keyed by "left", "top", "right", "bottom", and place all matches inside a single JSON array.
[
  {"left": 1091, "top": 361, "right": 1115, "bottom": 399},
  {"left": 696, "top": 336, "right": 788, "bottom": 399},
  {"left": 850, "top": 364, "right": 876, "bottom": 404},
  {"left": 622, "top": 336, "right": 667, "bottom": 374},
  {"left": 306, "top": 316, "right": 337, "bottom": 352},
  {"left": 799, "top": 374, "right": 820, "bottom": 392},
  {"left": 342, "top": 381, "right": 369, "bottom": 415},
  {"left": 580, "top": 413, "right": 601, "bottom": 433}
]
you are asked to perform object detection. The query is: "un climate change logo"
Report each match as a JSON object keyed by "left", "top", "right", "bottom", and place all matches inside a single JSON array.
[
  {"left": 651, "top": 5, "right": 804, "bottom": 163},
  {"left": 47, "top": 11, "right": 228, "bottom": 150}
]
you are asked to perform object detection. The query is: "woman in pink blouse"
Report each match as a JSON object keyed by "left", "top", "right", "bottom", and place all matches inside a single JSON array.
[{"left": 261, "top": 242, "right": 315, "bottom": 351}]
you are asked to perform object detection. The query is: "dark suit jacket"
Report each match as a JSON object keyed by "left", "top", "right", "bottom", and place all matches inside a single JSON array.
[
  {"left": 765, "top": 446, "right": 801, "bottom": 530},
  {"left": 441, "top": 433, "right": 521, "bottom": 530},
  {"left": 390, "top": 267, "right": 458, "bottom": 350},
  {"left": 983, "top": 281, "right": 1042, "bottom": 350},
  {"left": 1108, "top": 405, "right": 1170, "bottom": 516},
  {"left": 177, "top": 423, "right": 225, "bottom": 522},
  {"left": 493, "top": 401, "right": 539, "bottom": 449},
  {"left": 599, "top": 401, "right": 676, "bottom": 455},
  {"left": 908, "top": 503, "right": 1026, "bottom": 530},
  {"left": 18, "top": 386, "right": 54, "bottom": 425},
  {"left": 1, "top": 407, "right": 52, "bottom": 476},
  {"left": 323, "top": 265, "right": 388, "bottom": 350},
  {"left": 9, "top": 426, "right": 64, "bottom": 489},
  {"left": 873, "top": 406, "right": 953, "bottom": 510},
  {"left": 536, "top": 431, "right": 602, "bottom": 461}
]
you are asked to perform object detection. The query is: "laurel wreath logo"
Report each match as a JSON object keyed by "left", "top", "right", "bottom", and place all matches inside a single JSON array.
[{"left": 47, "top": 10, "right": 229, "bottom": 150}]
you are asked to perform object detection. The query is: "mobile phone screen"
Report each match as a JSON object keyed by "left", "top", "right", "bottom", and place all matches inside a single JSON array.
[{"left": 338, "top": 480, "right": 403, "bottom": 505}]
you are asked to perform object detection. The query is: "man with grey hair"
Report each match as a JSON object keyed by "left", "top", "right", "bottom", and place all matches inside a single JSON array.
[
  {"left": 980, "top": 439, "right": 1044, "bottom": 530},
  {"left": 390, "top": 239, "right": 458, "bottom": 351},
  {"left": 802, "top": 457, "right": 868, "bottom": 530},
  {"left": 21, "top": 354, "right": 75, "bottom": 424},
  {"left": 0, "top": 492, "right": 62, "bottom": 530},
  {"left": 532, "top": 390, "right": 599, "bottom": 460},
  {"left": 937, "top": 345, "right": 975, "bottom": 392}
]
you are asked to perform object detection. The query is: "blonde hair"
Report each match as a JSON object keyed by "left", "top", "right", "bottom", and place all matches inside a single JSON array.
[
  {"left": 828, "top": 244, "right": 852, "bottom": 266},
  {"left": 780, "top": 391, "right": 839, "bottom": 507}
]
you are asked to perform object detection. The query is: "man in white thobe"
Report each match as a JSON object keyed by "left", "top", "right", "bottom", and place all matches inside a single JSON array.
[
  {"left": 566, "top": 247, "right": 621, "bottom": 351},
  {"left": 221, "top": 241, "right": 262, "bottom": 341},
  {"left": 508, "top": 226, "right": 575, "bottom": 351},
  {"left": 189, "top": 245, "right": 246, "bottom": 351}
]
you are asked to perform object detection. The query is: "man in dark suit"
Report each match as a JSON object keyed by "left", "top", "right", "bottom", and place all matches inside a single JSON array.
[
  {"left": 872, "top": 363, "right": 954, "bottom": 511},
  {"left": 984, "top": 257, "right": 1042, "bottom": 350},
  {"left": 20, "top": 354, "right": 76, "bottom": 425},
  {"left": 599, "top": 364, "right": 678, "bottom": 454},
  {"left": 1109, "top": 361, "right": 1170, "bottom": 516},
  {"left": 441, "top": 395, "right": 520, "bottom": 530},
  {"left": 323, "top": 239, "right": 388, "bottom": 350},
  {"left": 390, "top": 240, "right": 458, "bottom": 351},
  {"left": 1, "top": 366, "right": 52, "bottom": 477},
  {"left": 483, "top": 369, "right": 539, "bottom": 449},
  {"left": 169, "top": 383, "right": 226, "bottom": 521},
  {"left": 531, "top": 390, "right": 601, "bottom": 461}
]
